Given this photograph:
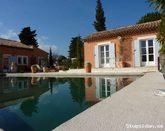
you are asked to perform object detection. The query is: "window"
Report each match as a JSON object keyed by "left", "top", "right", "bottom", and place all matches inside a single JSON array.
[
  {"left": 17, "top": 56, "right": 28, "bottom": 65},
  {"left": 140, "top": 39, "right": 154, "bottom": 63}
]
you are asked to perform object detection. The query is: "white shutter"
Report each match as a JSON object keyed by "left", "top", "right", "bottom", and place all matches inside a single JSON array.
[
  {"left": 110, "top": 78, "right": 116, "bottom": 94},
  {"left": 94, "top": 45, "right": 99, "bottom": 68},
  {"left": 109, "top": 43, "right": 116, "bottom": 68},
  {"left": 134, "top": 40, "right": 140, "bottom": 67},
  {"left": 154, "top": 38, "right": 160, "bottom": 66},
  {"left": 95, "top": 77, "right": 100, "bottom": 99}
]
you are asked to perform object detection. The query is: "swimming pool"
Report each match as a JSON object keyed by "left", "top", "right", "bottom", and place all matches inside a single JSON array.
[{"left": 0, "top": 76, "right": 139, "bottom": 131}]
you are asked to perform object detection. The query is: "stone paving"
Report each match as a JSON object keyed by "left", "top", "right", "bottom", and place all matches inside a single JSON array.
[{"left": 54, "top": 72, "right": 165, "bottom": 131}]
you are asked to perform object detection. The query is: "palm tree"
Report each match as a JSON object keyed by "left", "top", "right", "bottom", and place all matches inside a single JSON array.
[
  {"left": 148, "top": 0, "right": 165, "bottom": 12},
  {"left": 148, "top": 0, "right": 165, "bottom": 70}
]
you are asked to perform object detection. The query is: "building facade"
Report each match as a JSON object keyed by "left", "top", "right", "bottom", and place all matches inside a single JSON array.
[
  {"left": 0, "top": 38, "right": 48, "bottom": 72},
  {"left": 83, "top": 20, "right": 160, "bottom": 68}
]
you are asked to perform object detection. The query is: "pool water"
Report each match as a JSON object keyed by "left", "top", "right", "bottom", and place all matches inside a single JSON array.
[{"left": 0, "top": 76, "right": 139, "bottom": 131}]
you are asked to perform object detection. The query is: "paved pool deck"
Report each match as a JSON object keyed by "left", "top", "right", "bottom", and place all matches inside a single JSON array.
[
  {"left": 54, "top": 72, "right": 165, "bottom": 131},
  {"left": 6, "top": 67, "right": 157, "bottom": 77}
]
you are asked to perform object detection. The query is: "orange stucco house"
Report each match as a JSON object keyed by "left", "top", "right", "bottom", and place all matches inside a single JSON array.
[
  {"left": 83, "top": 20, "right": 160, "bottom": 68},
  {"left": 0, "top": 38, "right": 48, "bottom": 72}
]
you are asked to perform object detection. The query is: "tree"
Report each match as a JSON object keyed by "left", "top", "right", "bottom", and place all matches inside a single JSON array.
[
  {"left": 18, "top": 27, "right": 38, "bottom": 47},
  {"left": 137, "top": 12, "right": 161, "bottom": 24},
  {"left": 148, "top": 0, "right": 165, "bottom": 53},
  {"left": 56, "top": 55, "right": 67, "bottom": 66},
  {"left": 68, "top": 36, "right": 84, "bottom": 68},
  {"left": 148, "top": 0, "right": 165, "bottom": 12},
  {"left": 49, "top": 47, "right": 53, "bottom": 67},
  {"left": 93, "top": 0, "right": 106, "bottom": 31}
]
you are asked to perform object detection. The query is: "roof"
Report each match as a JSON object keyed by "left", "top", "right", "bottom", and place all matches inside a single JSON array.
[
  {"left": 0, "top": 38, "right": 33, "bottom": 49},
  {"left": 84, "top": 20, "right": 161, "bottom": 42}
]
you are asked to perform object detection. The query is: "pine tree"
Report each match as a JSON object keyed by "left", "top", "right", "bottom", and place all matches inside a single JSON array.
[
  {"left": 137, "top": 12, "right": 161, "bottom": 24},
  {"left": 49, "top": 47, "right": 53, "bottom": 67},
  {"left": 68, "top": 36, "right": 84, "bottom": 68},
  {"left": 18, "top": 27, "right": 38, "bottom": 47},
  {"left": 93, "top": 0, "right": 106, "bottom": 31}
]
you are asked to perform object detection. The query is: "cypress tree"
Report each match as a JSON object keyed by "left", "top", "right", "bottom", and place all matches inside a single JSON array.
[
  {"left": 93, "top": 0, "right": 106, "bottom": 31},
  {"left": 49, "top": 47, "right": 53, "bottom": 67}
]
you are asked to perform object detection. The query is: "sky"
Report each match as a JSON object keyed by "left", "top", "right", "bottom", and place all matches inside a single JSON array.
[{"left": 0, "top": 0, "right": 155, "bottom": 56}]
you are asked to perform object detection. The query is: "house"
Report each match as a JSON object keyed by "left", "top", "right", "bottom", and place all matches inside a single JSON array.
[
  {"left": 0, "top": 38, "right": 48, "bottom": 72},
  {"left": 83, "top": 20, "right": 160, "bottom": 68}
]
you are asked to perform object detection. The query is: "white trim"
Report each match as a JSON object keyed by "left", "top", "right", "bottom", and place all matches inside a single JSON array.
[
  {"left": 96, "top": 41, "right": 115, "bottom": 68},
  {"left": 97, "top": 41, "right": 112, "bottom": 46},
  {"left": 140, "top": 39, "right": 155, "bottom": 66}
]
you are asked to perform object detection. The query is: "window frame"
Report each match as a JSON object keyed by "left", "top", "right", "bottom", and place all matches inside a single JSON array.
[{"left": 17, "top": 55, "right": 28, "bottom": 65}]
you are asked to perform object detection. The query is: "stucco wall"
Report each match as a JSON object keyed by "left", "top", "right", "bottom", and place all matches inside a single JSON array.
[
  {"left": 84, "top": 32, "right": 157, "bottom": 68},
  {"left": 0, "top": 46, "right": 48, "bottom": 72}
]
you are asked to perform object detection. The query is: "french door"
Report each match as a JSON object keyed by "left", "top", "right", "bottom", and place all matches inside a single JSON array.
[
  {"left": 100, "top": 44, "right": 115, "bottom": 68},
  {"left": 100, "top": 78, "right": 111, "bottom": 98},
  {"left": 140, "top": 39, "right": 155, "bottom": 66},
  {"left": 100, "top": 45, "right": 110, "bottom": 67}
]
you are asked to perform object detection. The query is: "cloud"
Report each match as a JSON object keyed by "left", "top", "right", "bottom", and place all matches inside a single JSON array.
[
  {"left": 0, "top": 30, "right": 18, "bottom": 40},
  {"left": 38, "top": 36, "right": 57, "bottom": 53}
]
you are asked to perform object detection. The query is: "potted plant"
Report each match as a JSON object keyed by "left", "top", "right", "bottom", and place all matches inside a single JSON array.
[
  {"left": 85, "top": 61, "right": 92, "bottom": 73},
  {"left": 31, "top": 65, "right": 37, "bottom": 73}
]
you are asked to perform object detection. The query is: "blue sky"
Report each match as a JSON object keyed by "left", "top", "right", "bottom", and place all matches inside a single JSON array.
[{"left": 0, "top": 0, "right": 154, "bottom": 56}]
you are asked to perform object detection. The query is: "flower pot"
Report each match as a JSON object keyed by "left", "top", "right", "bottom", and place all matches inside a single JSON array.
[
  {"left": 43, "top": 67, "right": 49, "bottom": 72},
  {"left": 31, "top": 77, "right": 37, "bottom": 84},
  {"left": 85, "top": 63, "right": 92, "bottom": 73},
  {"left": 31, "top": 65, "right": 37, "bottom": 73}
]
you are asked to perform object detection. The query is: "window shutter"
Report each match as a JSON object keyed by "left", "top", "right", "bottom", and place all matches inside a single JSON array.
[
  {"left": 95, "top": 78, "right": 100, "bottom": 99},
  {"left": 110, "top": 78, "right": 116, "bottom": 94},
  {"left": 134, "top": 40, "right": 140, "bottom": 67},
  {"left": 154, "top": 38, "right": 160, "bottom": 66},
  {"left": 94, "top": 45, "right": 99, "bottom": 68},
  {"left": 109, "top": 43, "right": 116, "bottom": 68}
]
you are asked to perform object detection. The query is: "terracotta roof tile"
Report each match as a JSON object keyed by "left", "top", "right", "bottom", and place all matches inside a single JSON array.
[
  {"left": 0, "top": 38, "right": 33, "bottom": 49},
  {"left": 84, "top": 20, "right": 161, "bottom": 42}
]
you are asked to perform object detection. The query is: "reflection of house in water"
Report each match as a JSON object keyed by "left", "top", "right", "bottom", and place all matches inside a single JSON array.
[
  {"left": 96, "top": 77, "right": 116, "bottom": 100},
  {"left": 0, "top": 77, "right": 49, "bottom": 108},
  {"left": 85, "top": 77, "right": 99, "bottom": 103},
  {"left": 85, "top": 77, "right": 136, "bottom": 101}
]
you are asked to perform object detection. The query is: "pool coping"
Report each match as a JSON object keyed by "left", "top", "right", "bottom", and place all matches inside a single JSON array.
[
  {"left": 54, "top": 72, "right": 165, "bottom": 131},
  {"left": 4, "top": 67, "right": 157, "bottom": 77},
  {"left": 5, "top": 72, "right": 145, "bottom": 77}
]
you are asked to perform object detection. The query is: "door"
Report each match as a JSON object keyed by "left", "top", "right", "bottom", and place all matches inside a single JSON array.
[
  {"left": 100, "top": 44, "right": 115, "bottom": 68},
  {"left": 140, "top": 39, "right": 155, "bottom": 66}
]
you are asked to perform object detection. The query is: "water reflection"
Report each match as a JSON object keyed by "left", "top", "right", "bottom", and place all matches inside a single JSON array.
[
  {"left": 0, "top": 77, "right": 49, "bottom": 110},
  {"left": 0, "top": 76, "right": 139, "bottom": 131},
  {"left": 85, "top": 77, "right": 137, "bottom": 101},
  {"left": 20, "top": 98, "right": 39, "bottom": 117},
  {"left": 69, "top": 78, "right": 85, "bottom": 105},
  {"left": 0, "top": 76, "right": 138, "bottom": 109}
]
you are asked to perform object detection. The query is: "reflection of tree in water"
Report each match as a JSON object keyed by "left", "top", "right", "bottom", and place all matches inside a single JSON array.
[
  {"left": 20, "top": 98, "right": 38, "bottom": 117},
  {"left": 68, "top": 78, "right": 85, "bottom": 105},
  {"left": 49, "top": 78, "right": 68, "bottom": 94}
]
